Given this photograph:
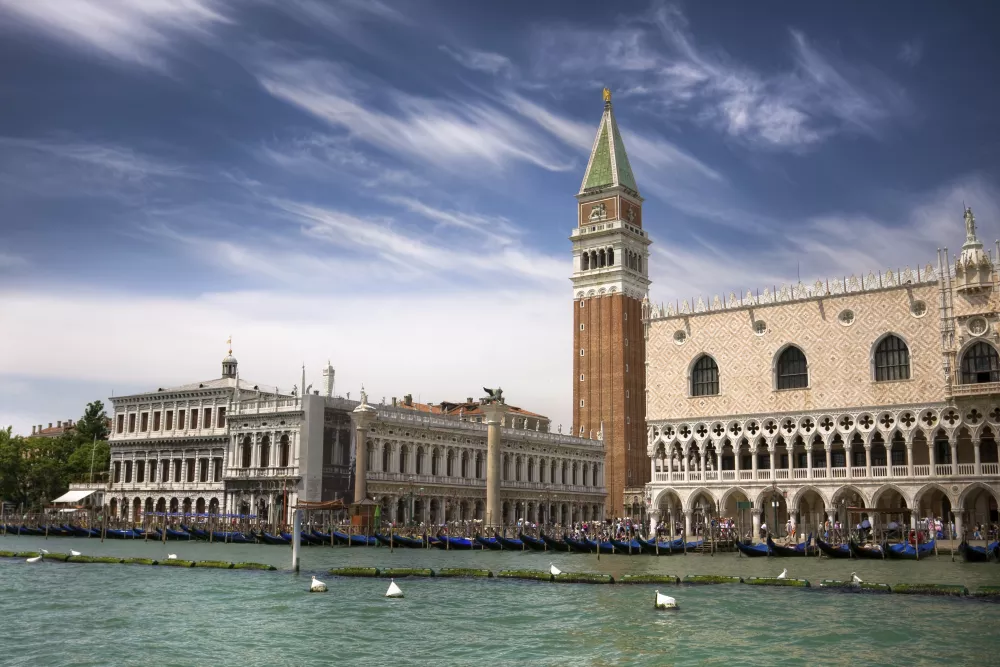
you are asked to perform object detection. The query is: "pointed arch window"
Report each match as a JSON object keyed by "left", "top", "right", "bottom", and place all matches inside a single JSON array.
[
  {"left": 691, "top": 355, "right": 719, "bottom": 396},
  {"left": 960, "top": 341, "right": 1000, "bottom": 384},
  {"left": 607, "top": 248, "right": 614, "bottom": 265},
  {"left": 582, "top": 253, "right": 589, "bottom": 270},
  {"left": 776, "top": 346, "right": 808, "bottom": 390},
  {"left": 874, "top": 335, "right": 911, "bottom": 382}
]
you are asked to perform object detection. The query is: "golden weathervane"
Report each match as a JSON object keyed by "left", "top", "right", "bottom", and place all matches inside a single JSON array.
[{"left": 602, "top": 87, "right": 612, "bottom": 103}]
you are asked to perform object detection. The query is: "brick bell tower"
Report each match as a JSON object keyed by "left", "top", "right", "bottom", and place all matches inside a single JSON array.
[{"left": 571, "top": 88, "right": 651, "bottom": 519}]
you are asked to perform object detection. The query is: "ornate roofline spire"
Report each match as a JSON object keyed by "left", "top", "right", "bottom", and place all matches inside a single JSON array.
[{"left": 578, "top": 88, "right": 639, "bottom": 197}]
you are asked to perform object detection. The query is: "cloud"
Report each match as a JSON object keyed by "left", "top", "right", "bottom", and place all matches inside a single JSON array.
[
  {"left": 0, "top": 137, "right": 187, "bottom": 180},
  {"left": 440, "top": 45, "right": 514, "bottom": 76},
  {"left": 382, "top": 196, "right": 522, "bottom": 244},
  {"left": 0, "top": 285, "right": 577, "bottom": 436},
  {"left": 898, "top": 40, "right": 924, "bottom": 66},
  {"left": 0, "top": 0, "right": 228, "bottom": 70},
  {"left": 0, "top": 252, "right": 28, "bottom": 271},
  {"left": 256, "top": 59, "right": 577, "bottom": 173}
]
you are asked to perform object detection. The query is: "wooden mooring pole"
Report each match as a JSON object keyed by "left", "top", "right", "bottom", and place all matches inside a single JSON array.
[{"left": 291, "top": 509, "right": 301, "bottom": 573}]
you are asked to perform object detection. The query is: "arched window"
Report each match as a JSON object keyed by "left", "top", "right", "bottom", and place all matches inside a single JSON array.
[
  {"left": 415, "top": 447, "right": 424, "bottom": 475},
  {"left": 776, "top": 346, "right": 809, "bottom": 389},
  {"left": 961, "top": 341, "right": 1000, "bottom": 384},
  {"left": 599, "top": 249, "right": 606, "bottom": 267},
  {"left": 279, "top": 435, "right": 289, "bottom": 467},
  {"left": 260, "top": 436, "right": 270, "bottom": 468},
  {"left": 461, "top": 451, "right": 469, "bottom": 477},
  {"left": 503, "top": 454, "right": 510, "bottom": 481},
  {"left": 590, "top": 251, "right": 597, "bottom": 269},
  {"left": 607, "top": 248, "right": 614, "bottom": 265},
  {"left": 637, "top": 256, "right": 642, "bottom": 273},
  {"left": 691, "top": 355, "right": 719, "bottom": 396},
  {"left": 383, "top": 444, "right": 391, "bottom": 472},
  {"left": 475, "top": 452, "right": 483, "bottom": 478},
  {"left": 241, "top": 436, "right": 251, "bottom": 468},
  {"left": 874, "top": 335, "right": 911, "bottom": 381},
  {"left": 582, "top": 253, "right": 589, "bottom": 270},
  {"left": 399, "top": 445, "right": 408, "bottom": 474}
]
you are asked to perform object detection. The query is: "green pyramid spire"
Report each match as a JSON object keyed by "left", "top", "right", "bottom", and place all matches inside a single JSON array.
[{"left": 579, "top": 93, "right": 639, "bottom": 196}]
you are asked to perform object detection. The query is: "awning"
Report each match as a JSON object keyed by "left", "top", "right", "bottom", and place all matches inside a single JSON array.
[{"left": 51, "top": 489, "right": 98, "bottom": 504}]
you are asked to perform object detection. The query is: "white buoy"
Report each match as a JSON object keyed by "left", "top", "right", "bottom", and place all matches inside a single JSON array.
[
  {"left": 40, "top": 549, "right": 49, "bottom": 554},
  {"left": 549, "top": 563, "right": 562, "bottom": 576},
  {"left": 70, "top": 550, "right": 81, "bottom": 557},
  {"left": 851, "top": 572, "right": 862, "bottom": 584},
  {"left": 654, "top": 590, "right": 677, "bottom": 610},
  {"left": 385, "top": 578, "right": 404, "bottom": 598},
  {"left": 777, "top": 568, "right": 787, "bottom": 580},
  {"left": 310, "top": 576, "right": 328, "bottom": 592},
  {"left": 167, "top": 554, "right": 178, "bottom": 560},
  {"left": 26, "top": 554, "right": 43, "bottom": 564}
]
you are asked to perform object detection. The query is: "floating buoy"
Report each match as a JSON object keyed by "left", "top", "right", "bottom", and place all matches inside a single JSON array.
[
  {"left": 654, "top": 590, "right": 677, "bottom": 610},
  {"left": 167, "top": 554, "right": 178, "bottom": 560},
  {"left": 549, "top": 563, "right": 561, "bottom": 576},
  {"left": 70, "top": 550, "right": 81, "bottom": 557},
  {"left": 385, "top": 578, "right": 404, "bottom": 598},
  {"left": 310, "top": 576, "right": 328, "bottom": 592},
  {"left": 26, "top": 554, "right": 42, "bottom": 564},
  {"left": 851, "top": 572, "right": 863, "bottom": 585},
  {"left": 40, "top": 549, "right": 49, "bottom": 554},
  {"left": 777, "top": 568, "right": 788, "bottom": 580}
]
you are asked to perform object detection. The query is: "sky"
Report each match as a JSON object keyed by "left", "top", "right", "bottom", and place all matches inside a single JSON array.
[{"left": 1, "top": 0, "right": 999, "bottom": 436}]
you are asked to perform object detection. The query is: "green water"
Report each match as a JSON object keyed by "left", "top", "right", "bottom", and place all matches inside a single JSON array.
[{"left": 2, "top": 535, "right": 998, "bottom": 666}]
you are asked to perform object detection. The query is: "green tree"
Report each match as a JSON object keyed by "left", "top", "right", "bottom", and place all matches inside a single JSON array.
[
  {"left": 0, "top": 427, "right": 27, "bottom": 507},
  {"left": 75, "top": 400, "right": 109, "bottom": 442}
]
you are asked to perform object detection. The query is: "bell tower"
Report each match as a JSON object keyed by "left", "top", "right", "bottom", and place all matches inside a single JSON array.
[{"left": 571, "top": 88, "right": 651, "bottom": 518}]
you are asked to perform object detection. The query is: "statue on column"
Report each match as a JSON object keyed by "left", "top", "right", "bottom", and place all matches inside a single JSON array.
[
  {"left": 964, "top": 205, "right": 977, "bottom": 240},
  {"left": 481, "top": 387, "right": 505, "bottom": 404}
]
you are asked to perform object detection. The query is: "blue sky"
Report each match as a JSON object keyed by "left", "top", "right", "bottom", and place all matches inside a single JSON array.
[{"left": 1, "top": 0, "right": 999, "bottom": 435}]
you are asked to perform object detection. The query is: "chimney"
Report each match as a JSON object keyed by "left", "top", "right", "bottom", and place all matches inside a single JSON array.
[
  {"left": 392, "top": 397, "right": 397, "bottom": 407},
  {"left": 31, "top": 425, "right": 36, "bottom": 435},
  {"left": 48, "top": 423, "right": 53, "bottom": 429},
  {"left": 57, "top": 421, "right": 62, "bottom": 428},
  {"left": 404, "top": 394, "right": 412, "bottom": 406},
  {"left": 466, "top": 397, "right": 473, "bottom": 404}
]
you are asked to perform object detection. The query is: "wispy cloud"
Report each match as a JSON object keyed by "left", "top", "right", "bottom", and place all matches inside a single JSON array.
[
  {"left": 0, "top": 0, "right": 228, "bottom": 70},
  {"left": 898, "top": 39, "right": 924, "bottom": 67},
  {"left": 256, "top": 59, "right": 576, "bottom": 173},
  {"left": 440, "top": 45, "right": 514, "bottom": 77},
  {"left": 383, "top": 196, "right": 522, "bottom": 244},
  {"left": 0, "top": 137, "right": 187, "bottom": 180},
  {"left": 0, "top": 252, "right": 28, "bottom": 272}
]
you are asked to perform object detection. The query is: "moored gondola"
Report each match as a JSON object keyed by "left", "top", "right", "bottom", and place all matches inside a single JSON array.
[
  {"left": 734, "top": 539, "right": 770, "bottom": 557},
  {"left": 815, "top": 537, "right": 851, "bottom": 559},
  {"left": 375, "top": 533, "right": 425, "bottom": 548},
  {"left": 562, "top": 535, "right": 594, "bottom": 554},
  {"left": 434, "top": 536, "right": 482, "bottom": 550},
  {"left": 767, "top": 534, "right": 817, "bottom": 557},
  {"left": 959, "top": 540, "right": 991, "bottom": 562},
  {"left": 586, "top": 539, "right": 617, "bottom": 555},
  {"left": 849, "top": 540, "right": 886, "bottom": 559},
  {"left": 519, "top": 532, "right": 547, "bottom": 551},
  {"left": 610, "top": 538, "right": 643, "bottom": 554},
  {"left": 540, "top": 532, "right": 571, "bottom": 552},
  {"left": 496, "top": 535, "right": 524, "bottom": 550},
  {"left": 259, "top": 532, "right": 290, "bottom": 545},
  {"left": 212, "top": 530, "right": 254, "bottom": 543},
  {"left": 886, "top": 539, "right": 935, "bottom": 560},
  {"left": 475, "top": 536, "right": 502, "bottom": 550}
]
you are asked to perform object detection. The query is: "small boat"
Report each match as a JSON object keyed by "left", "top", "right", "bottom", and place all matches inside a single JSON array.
[
  {"left": 610, "top": 538, "right": 644, "bottom": 554},
  {"left": 540, "top": 532, "right": 571, "bottom": 552},
  {"left": 496, "top": 535, "right": 524, "bottom": 550},
  {"left": 259, "top": 532, "right": 291, "bottom": 545},
  {"left": 311, "top": 530, "right": 333, "bottom": 544},
  {"left": 562, "top": 535, "right": 594, "bottom": 554},
  {"left": 331, "top": 531, "right": 376, "bottom": 546},
  {"left": 67, "top": 525, "right": 101, "bottom": 538},
  {"left": 475, "top": 536, "right": 503, "bottom": 550},
  {"left": 519, "top": 533, "right": 547, "bottom": 551},
  {"left": 849, "top": 540, "right": 887, "bottom": 559},
  {"left": 959, "top": 540, "right": 991, "bottom": 563},
  {"left": 186, "top": 526, "right": 211, "bottom": 540},
  {"left": 767, "top": 535, "right": 817, "bottom": 557},
  {"left": 734, "top": 540, "right": 770, "bottom": 557},
  {"left": 436, "top": 536, "right": 483, "bottom": 550},
  {"left": 886, "top": 540, "right": 935, "bottom": 560},
  {"left": 374, "top": 533, "right": 424, "bottom": 548},
  {"left": 424, "top": 535, "right": 441, "bottom": 547},
  {"left": 815, "top": 537, "right": 851, "bottom": 559},
  {"left": 20, "top": 526, "right": 45, "bottom": 536},
  {"left": 588, "top": 540, "right": 617, "bottom": 555},
  {"left": 42, "top": 525, "right": 69, "bottom": 536},
  {"left": 283, "top": 531, "right": 319, "bottom": 546},
  {"left": 212, "top": 531, "right": 254, "bottom": 544},
  {"left": 105, "top": 528, "right": 141, "bottom": 539}
]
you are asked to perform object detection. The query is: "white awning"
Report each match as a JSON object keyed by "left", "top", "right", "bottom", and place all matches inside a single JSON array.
[{"left": 51, "top": 489, "right": 98, "bottom": 504}]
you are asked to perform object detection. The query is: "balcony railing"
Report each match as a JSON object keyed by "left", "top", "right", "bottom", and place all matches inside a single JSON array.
[
  {"left": 850, "top": 467, "right": 867, "bottom": 478},
  {"left": 983, "top": 463, "right": 1000, "bottom": 475},
  {"left": 812, "top": 469, "right": 827, "bottom": 479},
  {"left": 366, "top": 471, "right": 602, "bottom": 495},
  {"left": 224, "top": 467, "right": 297, "bottom": 480},
  {"left": 721, "top": 471, "right": 735, "bottom": 481},
  {"left": 951, "top": 380, "right": 1000, "bottom": 397},
  {"left": 872, "top": 466, "right": 888, "bottom": 478},
  {"left": 793, "top": 469, "right": 808, "bottom": 479},
  {"left": 649, "top": 461, "right": 1000, "bottom": 486},
  {"left": 913, "top": 465, "right": 930, "bottom": 476},
  {"left": 774, "top": 469, "right": 789, "bottom": 480},
  {"left": 892, "top": 465, "right": 908, "bottom": 477},
  {"left": 108, "top": 481, "right": 222, "bottom": 493},
  {"left": 935, "top": 464, "right": 952, "bottom": 476},
  {"left": 957, "top": 463, "right": 975, "bottom": 475}
]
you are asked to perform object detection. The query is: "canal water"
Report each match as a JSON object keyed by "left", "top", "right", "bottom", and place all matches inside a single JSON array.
[{"left": 2, "top": 535, "right": 998, "bottom": 666}]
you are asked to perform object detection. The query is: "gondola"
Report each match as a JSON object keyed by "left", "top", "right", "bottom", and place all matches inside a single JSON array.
[
  {"left": 993, "top": 541, "right": 1000, "bottom": 560},
  {"left": 734, "top": 539, "right": 770, "bottom": 557},
  {"left": 42, "top": 525, "right": 70, "bottom": 536},
  {"left": 105, "top": 528, "right": 142, "bottom": 539},
  {"left": 886, "top": 539, "right": 935, "bottom": 560},
  {"left": 424, "top": 535, "right": 441, "bottom": 547},
  {"left": 475, "top": 536, "right": 503, "bottom": 550},
  {"left": 380, "top": 533, "right": 426, "bottom": 548},
  {"left": 64, "top": 524, "right": 95, "bottom": 538},
  {"left": 310, "top": 530, "right": 334, "bottom": 544},
  {"left": 291, "top": 531, "right": 322, "bottom": 546},
  {"left": 211, "top": 530, "right": 254, "bottom": 544},
  {"left": 610, "top": 538, "right": 643, "bottom": 555},
  {"left": 540, "top": 532, "right": 571, "bottom": 552},
  {"left": 433, "top": 536, "right": 482, "bottom": 550},
  {"left": 767, "top": 534, "right": 817, "bottom": 557},
  {"left": 180, "top": 525, "right": 210, "bottom": 540},
  {"left": 848, "top": 540, "right": 886, "bottom": 559},
  {"left": 586, "top": 539, "right": 617, "bottom": 555},
  {"left": 959, "top": 540, "right": 991, "bottom": 563},
  {"left": 330, "top": 531, "right": 376, "bottom": 546},
  {"left": 259, "top": 532, "right": 290, "bottom": 545},
  {"left": 815, "top": 537, "right": 851, "bottom": 559},
  {"left": 19, "top": 526, "right": 45, "bottom": 536},
  {"left": 496, "top": 535, "right": 524, "bottom": 550},
  {"left": 519, "top": 532, "right": 547, "bottom": 551},
  {"left": 562, "top": 535, "right": 595, "bottom": 554}
]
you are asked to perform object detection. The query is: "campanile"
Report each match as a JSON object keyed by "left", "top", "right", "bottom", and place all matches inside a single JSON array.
[{"left": 571, "top": 89, "right": 651, "bottom": 518}]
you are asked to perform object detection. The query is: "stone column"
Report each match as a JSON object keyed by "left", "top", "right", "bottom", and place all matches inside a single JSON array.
[
  {"left": 845, "top": 444, "right": 853, "bottom": 479},
  {"left": 752, "top": 509, "right": 761, "bottom": 541},
  {"left": 906, "top": 442, "right": 914, "bottom": 477},
  {"left": 929, "top": 439, "right": 937, "bottom": 476},
  {"left": 825, "top": 442, "right": 832, "bottom": 478},
  {"left": 751, "top": 446, "right": 758, "bottom": 480},
  {"left": 864, "top": 444, "right": 872, "bottom": 479},
  {"left": 768, "top": 441, "right": 776, "bottom": 479},
  {"left": 648, "top": 509, "right": 660, "bottom": 539},
  {"left": 954, "top": 509, "right": 964, "bottom": 542},
  {"left": 806, "top": 443, "right": 813, "bottom": 479},
  {"left": 351, "top": 400, "right": 377, "bottom": 503},
  {"left": 482, "top": 402, "right": 508, "bottom": 529},
  {"left": 683, "top": 510, "right": 692, "bottom": 538},
  {"left": 950, "top": 438, "right": 959, "bottom": 476},
  {"left": 973, "top": 437, "right": 982, "bottom": 475},
  {"left": 787, "top": 442, "right": 794, "bottom": 477}
]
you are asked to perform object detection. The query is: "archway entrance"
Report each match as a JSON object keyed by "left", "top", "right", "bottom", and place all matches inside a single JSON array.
[
  {"left": 759, "top": 488, "right": 788, "bottom": 538},
  {"left": 794, "top": 488, "right": 825, "bottom": 535}
]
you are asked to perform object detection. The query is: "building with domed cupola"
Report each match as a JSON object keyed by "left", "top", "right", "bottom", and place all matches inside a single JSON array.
[{"left": 642, "top": 206, "right": 1000, "bottom": 539}]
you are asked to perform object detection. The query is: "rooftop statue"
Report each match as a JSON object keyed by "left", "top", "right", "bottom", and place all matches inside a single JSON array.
[
  {"left": 965, "top": 206, "right": 977, "bottom": 240},
  {"left": 481, "top": 387, "right": 505, "bottom": 405},
  {"left": 602, "top": 87, "right": 612, "bottom": 103}
]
